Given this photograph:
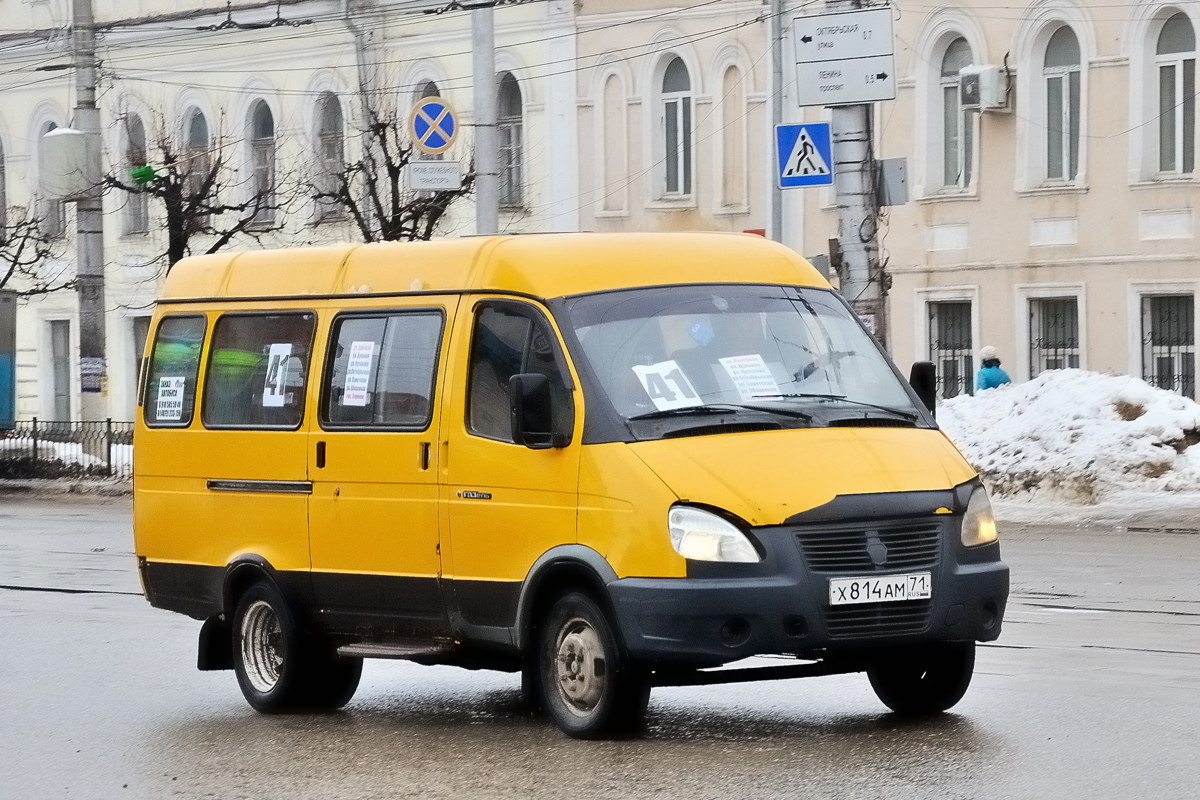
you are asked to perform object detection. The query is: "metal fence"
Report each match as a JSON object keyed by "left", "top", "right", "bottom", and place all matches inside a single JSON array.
[{"left": 0, "top": 419, "right": 133, "bottom": 481}]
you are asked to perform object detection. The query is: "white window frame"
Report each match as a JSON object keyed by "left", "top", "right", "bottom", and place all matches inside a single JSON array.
[
  {"left": 314, "top": 92, "right": 345, "bottom": 222},
  {"left": 497, "top": 72, "right": 524, "bottom": 210},
  {"left": 1017, "top": 284, "right": 1086, "bottom": 378},
  {"left": 940, "top": 38, "right": 975, "bottom": 191},
  {"left": 912, "top": 13, "right": 986, "bottom": 199},
  {"left": 1155, "top": 15, "right": 1196, "bottom": 176},
  {"left": 123, "top": 115, "right": 150, "bottom": 235},
  {"left": 1129, "top": 7, "right": 1200, "bottom": 183},
  {"left": 1129, "top": 281, "right": 1198, "bottom": 398},
  {"left": 655, "top": 55, "right": 695, "bottom": 202},
  {"left": 1044, "top": 28, "right": 1082, "bottom": 183},
  {"left": 248, "top": 100, "right": 276, "bottom": 226},
  {"left": 913, "top": 286, "right": 980, "bottom": 396}
]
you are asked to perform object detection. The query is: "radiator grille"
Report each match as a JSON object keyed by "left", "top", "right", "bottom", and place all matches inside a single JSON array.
[{"left": 796, "top": 523, "right": 942, "bottom": 573}]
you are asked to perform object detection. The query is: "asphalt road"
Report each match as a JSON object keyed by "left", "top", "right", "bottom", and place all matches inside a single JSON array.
[{"left": 1, "top": 493, "right": 1197, "bottom": 799}]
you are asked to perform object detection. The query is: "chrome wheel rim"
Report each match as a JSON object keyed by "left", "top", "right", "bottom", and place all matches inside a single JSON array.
[
  {"left": 553, "top": 616, "right": 606, "bottom": 716},
  {"left": 241, "top": 599, "right": 283, "bottom": 694}
]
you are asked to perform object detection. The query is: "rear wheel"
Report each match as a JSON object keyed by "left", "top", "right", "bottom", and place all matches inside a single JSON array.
[
  {"left": 537, "top": 592, "right": 650, "bottom": 738},
  {"left": 232, "top": 582, "right": 361, "bottom": 712},
  {"left": 867, "top": 641, "right": 975, "bottom": 716}
]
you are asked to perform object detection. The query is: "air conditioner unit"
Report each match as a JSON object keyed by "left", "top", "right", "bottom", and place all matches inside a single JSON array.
[{"left": 959, "top": 65, "right": 1007, "bottom": 111}]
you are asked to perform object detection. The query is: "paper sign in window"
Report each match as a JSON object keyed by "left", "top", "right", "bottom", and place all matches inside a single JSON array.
[
  {"left": 719, "top": 354, "right": 780, "bottom": 401},
  {"left": 632, "top": 360, "right": 703, "bottom": 411},
  {"left": 343, "top": 340, "right": 375, "bottom": 407},
  {"left": 156, "top": 376, "right": 186, "bottom": 421}
]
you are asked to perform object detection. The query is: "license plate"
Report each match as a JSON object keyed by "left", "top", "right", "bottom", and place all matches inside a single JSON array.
[{"left": 828, "top": 572, "right": 932, "bottom": 606}]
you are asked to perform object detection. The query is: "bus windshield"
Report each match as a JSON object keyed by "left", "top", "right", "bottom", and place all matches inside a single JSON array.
[{"left": 566, "top": 284, "right": 922, "bottom": 428}]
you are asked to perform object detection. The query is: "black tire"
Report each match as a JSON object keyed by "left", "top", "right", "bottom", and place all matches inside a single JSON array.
[
  {"left": 867, "top": 641, "right": 976, "bottom": 716},
  {"left": 537, "top": 592, "right": 650, "bottom": 739},
  {"left": 232, "top": 582, "right": 362, "bottom": 713}
]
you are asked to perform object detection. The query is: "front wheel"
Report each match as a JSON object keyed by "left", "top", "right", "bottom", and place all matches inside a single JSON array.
[
  {"left": 232, "top": 582, "right": 361, "bottom": 713},
  {"left": 537, "top": 592, "right": 650, "bottom": 738},
  {"left": 867, "top": 641, "right": 976, "bottom": 716}
]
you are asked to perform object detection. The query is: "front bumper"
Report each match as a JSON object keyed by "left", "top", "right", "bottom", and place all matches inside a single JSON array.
[{"left": 608, "top": 504, "right": 1009, "bottom": 666}]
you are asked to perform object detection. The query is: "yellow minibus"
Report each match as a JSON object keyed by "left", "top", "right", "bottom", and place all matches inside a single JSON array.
[{"left": 134, "top": 232, "right": 1008, "bottom": 738}]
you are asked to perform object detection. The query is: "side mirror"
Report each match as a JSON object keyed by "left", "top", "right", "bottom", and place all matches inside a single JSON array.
[
  {"left": 509, "top": 373, "right": 569, "bottom": 449},
  {"left": 909, "top": 361, "right": 937, "bottom": 416}
]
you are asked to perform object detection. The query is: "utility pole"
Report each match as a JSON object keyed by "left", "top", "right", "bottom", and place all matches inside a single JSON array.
[
  {"left": 470, "top": 4, "right": 498, "bottom": 234},
  {"left": 827, "top": 0, "right": 886, "bottom": 350},
  {"left": 769, "top": 0, "right": 784, "bottom": 243},
  {"left": 72, "top": 0, "right": 107, "bottom": 420}
]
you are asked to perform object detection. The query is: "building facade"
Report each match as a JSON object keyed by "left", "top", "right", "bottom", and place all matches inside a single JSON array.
[{"left": 2, "top": 0, "right": 1199, "bottom": 424}]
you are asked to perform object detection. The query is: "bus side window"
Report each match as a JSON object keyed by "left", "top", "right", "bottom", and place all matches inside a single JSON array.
[
  {"left": 142, "top": 315, "right": 206, "bottom": 428},
  {"left": 321, "top": 311, "right": 443, "bottom": 429},
  {"left": 202, "top": 312, "right": 316, "bottom": 429}
]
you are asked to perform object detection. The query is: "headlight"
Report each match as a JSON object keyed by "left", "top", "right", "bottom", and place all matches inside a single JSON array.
[
  {"left": 667, "top": 506, "right": 760, "bottom": 563},
  {"left": 961, "top": 487, "right": 999, "bottom": 547}
]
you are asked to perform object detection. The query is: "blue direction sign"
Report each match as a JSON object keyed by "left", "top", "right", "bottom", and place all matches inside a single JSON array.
[
  {"left": 775, "top": 123, "right": 834, "bottom": 188},
  {"left": 410, "top": 98, "right": 458, "bottom": 155}
]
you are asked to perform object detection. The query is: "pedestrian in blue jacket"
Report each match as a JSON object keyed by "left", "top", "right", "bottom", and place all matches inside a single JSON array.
[{"left": 976, "top": 345, "right": 1012, "bottom": 391}]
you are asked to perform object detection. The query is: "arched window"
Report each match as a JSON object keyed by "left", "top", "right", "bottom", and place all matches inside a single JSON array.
[
  {"left": 183, "top": 109, "right": 211, "bottom": 222},
  {"left": 315, "top": 92, "right": 344, "bottom": 220},
  {"left": 1044, "top": 27, "right": 1081, "bottom": 182},
  {"left": 124, "top": 115, "right": 149, "bottom": 234},
  {"left": 38, "top": 122, "right": 65, "bottom": 238},
  {"left": 497, "top": 72, "right": 523, "bottom": 208},
  {"left": 1156, "top": 13, "right": 1195, "bottom": 174},
  {"left": 248, "top": 100, "right": 276, "bottom": 225},
  {"left": 660, "top": 56, "right": 693, "bottom": 197},
  {"left": 940, "top": 38, "right": 975, "bottom": 188}
]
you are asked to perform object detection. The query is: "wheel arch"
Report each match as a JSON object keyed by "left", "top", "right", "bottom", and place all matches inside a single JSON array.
[
  {"left": 515, "top": 545, "right": 619, "bottom": 652},
  {"left": 198, "top": 555, "right": 289, "bottom": 672},
  {"left": 223, "top": 555, "right": 283, "bottom": 617}
]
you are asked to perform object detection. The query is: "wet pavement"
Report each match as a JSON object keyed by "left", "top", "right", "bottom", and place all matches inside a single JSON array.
[{"left": 1, "top": 492, "right": 1198, "bottom": 799}]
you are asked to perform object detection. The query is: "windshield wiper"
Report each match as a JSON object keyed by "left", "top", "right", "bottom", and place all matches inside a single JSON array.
[
  {"left": 628, "top": 403, "right": 811, "bottom": 422},
  {"left": 764, "top": 393, "right": 919, "bottom": 421}
]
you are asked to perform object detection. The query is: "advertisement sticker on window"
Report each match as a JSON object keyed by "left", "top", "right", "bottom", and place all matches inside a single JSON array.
[
  {"left": 343, "top": 340, "right": 375, "bottom": 407},
  {"left": 156, "top": 376, "right": 186, "bottom": 421}
]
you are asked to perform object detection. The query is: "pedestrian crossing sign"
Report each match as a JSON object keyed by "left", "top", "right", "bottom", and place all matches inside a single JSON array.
[{"left": 775, "top": 123, "right": 834, "bottom": 188}]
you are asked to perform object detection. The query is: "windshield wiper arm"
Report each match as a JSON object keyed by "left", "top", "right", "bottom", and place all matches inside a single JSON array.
[
  {"left": 627, "top": 404, "right": 750, "bottom": 421},
  {"left": 766, "top": 393, "right": 919, "bottom": 421},
  {"left": 628, "top": 403, "right": 811, "bottom": 422}
]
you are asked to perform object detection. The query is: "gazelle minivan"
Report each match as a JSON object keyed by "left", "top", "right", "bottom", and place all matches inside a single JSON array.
[{"left": 134, "top": 232, "right": 1008, "bottom": 738}]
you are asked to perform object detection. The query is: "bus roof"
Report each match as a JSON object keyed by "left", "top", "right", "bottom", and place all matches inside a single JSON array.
[{"left": 157, "top": 232, "right": 829, "bottom": 302}]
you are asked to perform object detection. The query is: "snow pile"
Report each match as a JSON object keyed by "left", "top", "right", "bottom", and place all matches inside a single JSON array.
[{"left": 937, "top": 369, "right": 1200, "bottom": 505}]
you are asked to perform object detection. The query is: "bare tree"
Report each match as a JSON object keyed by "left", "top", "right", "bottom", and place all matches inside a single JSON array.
[
  {"left": 105, "top": 113, "right": 291, "bottom": 272},
  {"left": 312, "top": 104, "right": 474, "bottom": 242},
  {"left": 0, "top": 207, "right": 72, "bottom": 297}
]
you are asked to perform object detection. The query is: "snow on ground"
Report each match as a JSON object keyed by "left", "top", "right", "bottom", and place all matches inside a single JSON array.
[{"left": 938, "top": 368, "right": 1200, "bottom": 524}]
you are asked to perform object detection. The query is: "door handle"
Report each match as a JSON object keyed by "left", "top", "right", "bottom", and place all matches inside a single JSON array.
[{"left": 316, "top": 440, "right": 326, "bottom": 469}]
